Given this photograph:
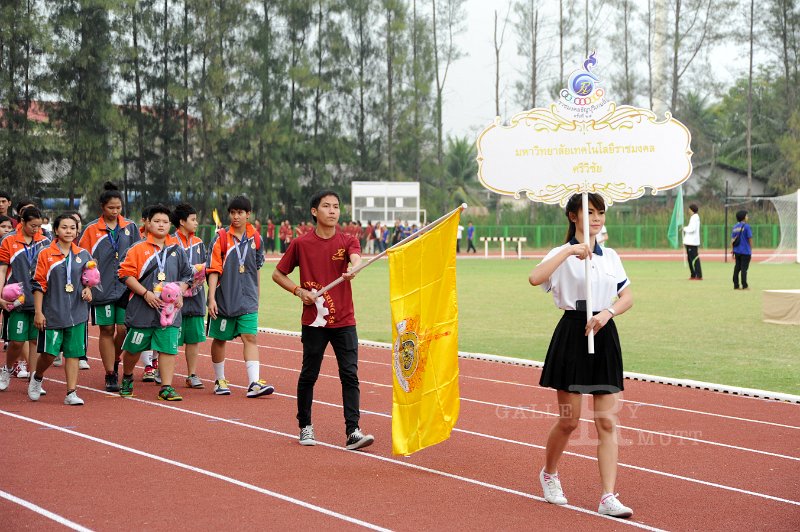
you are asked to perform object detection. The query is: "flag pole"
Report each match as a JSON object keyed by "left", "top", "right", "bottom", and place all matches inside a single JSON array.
[
  {"left": 583, "top": 192, "right": 595, "bottom": 354},
  {"left": 312, "top": 203, "right": 468, "bottom": 297}
]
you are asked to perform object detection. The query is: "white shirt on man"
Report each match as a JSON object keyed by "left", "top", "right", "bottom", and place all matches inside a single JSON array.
[{"left": 683, "top": 213, "right": 700, "bottom": 246}]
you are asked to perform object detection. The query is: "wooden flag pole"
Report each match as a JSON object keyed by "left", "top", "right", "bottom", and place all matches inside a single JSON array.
[
  {"left": 311, "top": 203, "right": 468, "bottom": 298},
  {"left": 582, "top": 192, "right": 595, "bottom": 354}
]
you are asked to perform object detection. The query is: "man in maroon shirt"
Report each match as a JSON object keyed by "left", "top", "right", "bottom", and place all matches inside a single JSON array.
[{"left": 272, "top": 190, "right": 374, "bottom": 451}]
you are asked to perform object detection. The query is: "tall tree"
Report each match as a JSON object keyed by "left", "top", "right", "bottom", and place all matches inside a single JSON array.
[
  {"left": 431, "top": 0, "right": 465, "bottom": 174},
  {"left": 514, "top": 0, "right": 546, "bottom": 109},
  {"left": 50, "top": 0, "right": 117, "bottom": 208}
]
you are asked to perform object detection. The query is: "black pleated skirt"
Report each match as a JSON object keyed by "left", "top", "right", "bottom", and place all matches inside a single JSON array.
[{"left": 539, "top": 310, "right": 624, "bottom": 395}]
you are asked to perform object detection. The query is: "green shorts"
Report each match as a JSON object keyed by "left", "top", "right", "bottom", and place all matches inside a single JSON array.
[
  {"left": 207, "top": 313, "right": 258, "bottom": 341},
  {"left": 37, "top": 323, "right": 87, "bottom": 358},
  {"left": 178, "top": 316, "right": 206, "bottom": 346},
  {"left": 93, "top": 304, "right": 126, "bottom": 326},
  {"left": 122, "top": 326, "right": 179, "bottom": 355},
  {"left": 6, "top": 311, "right": 37, "bottom": 342}
]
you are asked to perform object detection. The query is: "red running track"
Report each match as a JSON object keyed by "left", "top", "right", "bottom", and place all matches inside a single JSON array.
[{"left": 1, "top": 331, "right": 798, "bottom": 531}]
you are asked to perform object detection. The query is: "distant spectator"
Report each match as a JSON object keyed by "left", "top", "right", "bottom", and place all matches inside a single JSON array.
[
  {"left": 682, "top": 203, "right": 702, "bottom": 280},
  {"left": 731, "top": 210, "right": 753, "bottom": 290}
]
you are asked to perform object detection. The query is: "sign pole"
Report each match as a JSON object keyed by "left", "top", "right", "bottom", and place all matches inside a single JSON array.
[{"left": 582, "top": 192, "right": 595, "bottom": 354}]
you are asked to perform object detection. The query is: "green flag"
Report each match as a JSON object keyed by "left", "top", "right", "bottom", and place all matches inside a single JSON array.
[{"left": 667, "top": 185, "right": 684, "bottom": 248}]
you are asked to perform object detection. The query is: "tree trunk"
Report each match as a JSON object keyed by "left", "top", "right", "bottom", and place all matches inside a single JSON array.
[{"left": 133, "top": 4, "right": 148, "bottom": 206}]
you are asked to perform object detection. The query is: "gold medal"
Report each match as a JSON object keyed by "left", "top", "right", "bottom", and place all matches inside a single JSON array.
[
  {"left": 239, "top": 265, "right": 246, "bottom": 274},
  {"left": 115, "top": 252, "right": 119, "bottom": 260},
  {"left": 157, "top": 272, "right": 166, "bottom": 281},
  {"left": 65, "top": 283, "right": 74, "bottom": 293}
]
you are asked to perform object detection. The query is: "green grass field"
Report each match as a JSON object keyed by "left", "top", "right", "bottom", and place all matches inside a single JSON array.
[{"left": 259, "top": 257, "right": 800, "bottom": 394}]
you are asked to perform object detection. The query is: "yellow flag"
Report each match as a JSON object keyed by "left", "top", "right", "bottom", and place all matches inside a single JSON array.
[{"left": 389, "top": 209, "right": 460, "bottom": 456}]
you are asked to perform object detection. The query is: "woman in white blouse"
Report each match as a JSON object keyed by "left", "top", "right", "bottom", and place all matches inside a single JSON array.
[{"left": 529, "top": 193, "right": 634, "bottom": 518}]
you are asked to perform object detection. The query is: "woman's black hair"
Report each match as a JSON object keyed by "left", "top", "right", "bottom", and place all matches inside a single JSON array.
[
  {"left": 689, "top": 203, "right": 699, "bottom": 213},
  {"left": 15, "top": 198, "right": 36, "bottom": 215},
  {"left": 310, "top": 190, "right": 340, "bottom": 223},
  {"left": 99, "top": 181, "right": 123, "bottom": 206},
  {"left": 227, "top": 195, "right": 252, "bottom": 213},
  {"left": 736, "top": 210, "right": 748, "bottom": 222},
  {"left": 19, "top": 206, "right": 43, "bottom": 223},
  {"left": 52, "top": 213, "right": 78, "bottom": 234},
  {"left": 564, "top": 193, "right": 605, "bottom": 243},
  {"left": 64, "top": 210, "right": 83, "bottom": 224},
  {"left": 171, "top": 202, "right": 197, "bottom": 227},
  {"left": 0, "top": 215, "right": 11, "bottom": 225},
  {"left": 148, "top": 203, "right": 171, "bottom": 219}
]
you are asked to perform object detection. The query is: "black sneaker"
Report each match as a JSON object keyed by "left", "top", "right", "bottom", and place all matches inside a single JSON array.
[
  {"left": 105, "top": 372, "right": 120, "bottom": 393},
  {"left": 345, "top": 428, "right": 374, "bottom": 450}
]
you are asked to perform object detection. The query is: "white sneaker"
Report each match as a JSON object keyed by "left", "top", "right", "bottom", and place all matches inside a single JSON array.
[
  {"left": 299, "top": 425, "right": 316, "bottom": 446},
  {"left": 64, "top": 391, "right": 85, "bottom": 406},
  {"left": 598, "top": 493, "right": 633, "bottom": 518},
  {"left": 78, "top": 359, "right": 90, "bottom": 370},
  {"left": 15, "top": 360, "right": 30, "bottom": 379},
  {"left": 53, "top": 355, "right": 63, "bottom": 367},
  {"left": 0, "top": 366, "right": 11, "bottom": 391},
  {"left": 28, "top": 376, "right": 43, "bottom": 401},
  {"left": 540, "top": 469, "right": 568, "bottom": 505}
]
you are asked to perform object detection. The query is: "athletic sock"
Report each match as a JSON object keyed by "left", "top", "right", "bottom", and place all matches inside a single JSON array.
[
  {"left": 123, "top": 373, "right": 133, "bottom": 380},
  {"left": 33, "top": 373, "right": 42, "bottom": 382},
  {"left": 245, "top": 360, "right": 259, "bottom": 384},
  {"left": 213, "top": 362, "right": 225, "bottom": 381},
  {"left": 140, "top": 350, "right": 153, "bottom": 366}
]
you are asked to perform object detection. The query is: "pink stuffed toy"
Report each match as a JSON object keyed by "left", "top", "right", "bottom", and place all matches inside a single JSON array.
[
  {"left": 153, "top": 282, "right": 182, "bottom": 327},
  {"left": 184, "top": 263, "right": 206, "bottom": 297},
  {"left": 1, "top": 283, "right": 25, "bottom": 311},
  {"left": 81, "top": 260, "right": 102, "bottom": 288}
]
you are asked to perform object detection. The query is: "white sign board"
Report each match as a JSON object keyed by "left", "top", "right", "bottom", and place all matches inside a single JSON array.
[{"left": 477, "top": 53, "right": 693, "bottom": 206}]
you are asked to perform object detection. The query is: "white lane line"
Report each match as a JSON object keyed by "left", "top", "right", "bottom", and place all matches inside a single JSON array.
[
  {"left": 78, "top": 349, "right": 800, "bottom": 460},
  {"left": 0, "top": 410, "right": 390, "bottom": 531},
  {"left": 44, "top": 371, "right": 800, "bottom": 509},
  {"left": 463, "top": 398, "right": 800, "bottom": 462},
  {"left": 231, "top": 334, "right": 800, "bottom": 425},
  {"left": 0, "top": 489, "right": 94, "bottom": 532},
  {"left": 24, "top": 381, "right": 664, "bottom": 531},
  {"left": 87, "top": 334, "right": 800, "bottom": 429}
]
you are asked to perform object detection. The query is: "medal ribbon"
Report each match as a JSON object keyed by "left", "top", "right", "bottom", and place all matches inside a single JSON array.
[
  {"left": 23, "top": 241, "right": 36, "bottom": 266},
  {"left": 179, "top": 233, "right": 193, "bottom": 263},
  {"left": 107, "top": 225, "right": 121, "bottom": 259},
  {"left": 234, "top": 235, "right": 249, "bottom": 271},
  {"left": 154, "top": 244, "right": 168, "bottom": 279},
  {"left": 65, "top": 248, "right": 73, "bottom": 288}
]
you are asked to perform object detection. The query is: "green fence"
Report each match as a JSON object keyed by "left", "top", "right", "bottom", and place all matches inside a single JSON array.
[
  {"left": 196, "top": 223, "right": 780, "bottom": 250},
  {"left": 472, "top": 224, "right": 781, "bottom": 249}
]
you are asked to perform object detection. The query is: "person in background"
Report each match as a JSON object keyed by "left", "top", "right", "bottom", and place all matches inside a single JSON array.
[
  {"left": 0, "top": 192, "right": 11, "bottom": 217},
  {"left": 266, "top": 217, "right": 276, "bottom": 254},
  {"left": 0, "top": 215, "right": 13, "bottom": 239},
  {"left": 682, "top": 203, "right": 702, "bottom": 280},
  {"left": 78, "top": 182, "right": 140, "bottom": 392},
  {"left": 597, "top": 225, "right": 608, "bottom": 248},
  {"left": 0, "top": 207, "right": 50, "bottom": 393},
  {"left": 467, "top": 222, "right": 477, "bottom": 253},
  {"left": 731, "top": 210, "right": 753, "bottom": 290},
  {"left": 456, "top": 223, "right": 464, "bottom": 253},
  {"left": 206, "top": 195, "right": 274, "bottom": 398},
  {"left": 30, "top": 213, "right": 93, "bottom": 405}
]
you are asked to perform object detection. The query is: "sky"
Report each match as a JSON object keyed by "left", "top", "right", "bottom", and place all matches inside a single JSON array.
[{"left": 441, "top": 0, "right": 756, "bottom": 142}]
